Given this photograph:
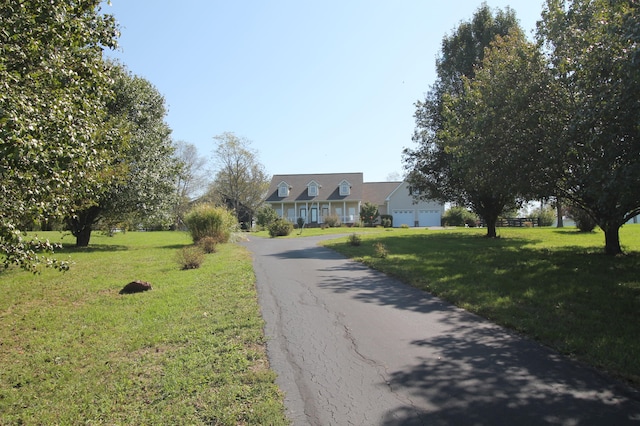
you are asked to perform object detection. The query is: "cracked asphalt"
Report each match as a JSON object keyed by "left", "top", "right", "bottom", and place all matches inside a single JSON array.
[{"left": 241, "top": 235, "right": 640, "bottom": 425}]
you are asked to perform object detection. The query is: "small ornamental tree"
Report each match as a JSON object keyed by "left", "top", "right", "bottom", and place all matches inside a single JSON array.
[
  {"left": 360, "top": 202, "right": 379, "bottom": 227},
  {"left": 255, "top": 205, "right": 279, "bottom": 230}
]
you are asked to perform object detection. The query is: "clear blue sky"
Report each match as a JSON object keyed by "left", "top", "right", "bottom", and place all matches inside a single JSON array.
[{"left": 103, "top": 1, "right": 544, "bottom": 182}]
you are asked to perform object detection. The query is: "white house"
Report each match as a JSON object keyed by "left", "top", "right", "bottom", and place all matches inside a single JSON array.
[{"left": 266, "top": 173, "right": 444, "bottom": 227}]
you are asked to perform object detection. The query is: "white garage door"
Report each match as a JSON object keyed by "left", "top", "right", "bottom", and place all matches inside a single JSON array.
[
  {"left": 392, "top": 210, "right": 414, "bottom": 227},
  {"left": 418, "top": 209, "right": 441, "bottom": 227}
]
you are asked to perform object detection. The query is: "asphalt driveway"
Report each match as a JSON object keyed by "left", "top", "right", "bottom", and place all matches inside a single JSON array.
[{"left": 242, "top": 235, "right": 640, "bottom": 425}]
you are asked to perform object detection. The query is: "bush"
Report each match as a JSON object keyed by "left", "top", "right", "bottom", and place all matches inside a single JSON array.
[
  {"left": 255, "top": 205, "right": 279, "bottom": 230},
  {"left": 443, "top": 206, "right": 478, "bottom": 227},
  {"left": 324, "top": 215, "right": 341, "bottom": 228},
  {"left": 184, "top": 204, "right": 238, "bottom": 244},
  {"left": 374, "top": 242, "right": 388, "bottom": 258},
  {"left": 198, "top": 236, "right": 217, "bottom": 253},
  {"left": 567, "top": 205, "right": 597, "bottom": 232},
  {"left": 347, "top": 233, "right": 362, "bottom": 246},
  {"left": 360, "top": 202, "right": 379, "bottom": 227},
  {"left": 380, "top": 214, "right": 393, "bottom": 228},
  {"left": 268, "top": 218, "right": 293, "bottom": 237},
  {"left": 176, "top": 246, "right": 205, "bottom": 270},
  {"left": 532, "top": 206, "right": 555, "bottom": 227}
]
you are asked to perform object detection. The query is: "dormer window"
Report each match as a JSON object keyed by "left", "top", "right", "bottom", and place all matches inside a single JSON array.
[
  {"left": 339, "top": 180, "right": 351, "bottom": 196},
  {"left": 278, "top": 182, "right": 290, "bottom": 197},
  {"left": 307, "top": 181, "right": 320, "bottom": 197}
]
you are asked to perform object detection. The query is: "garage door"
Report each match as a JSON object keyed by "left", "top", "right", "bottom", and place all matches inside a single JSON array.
[
  {"left": 418, "top": 209, "right": 441, "bottom": 227},
  {"left": 392, "top": 210, "right": 414, "bottom": 227}
]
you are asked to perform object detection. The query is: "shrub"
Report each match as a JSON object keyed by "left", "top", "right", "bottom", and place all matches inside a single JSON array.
[
  {"left": 380, "top": 215, "right": 393, "bottom": 228},
  {"left": 296, "top": 217, "right": 305, "bottom": 229},
  {"left": 400, "top": 224, "right": 410, "bottom": 229},
  {"left": 255, "top": 205, "right": 279, "bottom": 230},
  {"left": 198, "top": 236, "right": 217, "bottom": 254},
  {"left": 567, "top": 205, "right": 597, "bottom": 232},
  {"left": 268, "top": 218, "right": 293, "bottom": 237},
  {"left": 324, "top": 215, "right": 341, "bottom": 228},
  {"left": 374, "top": 242, "right": 388, "bottom": 258},
  {"left": 347, "top": 233, "right": 362, "bottom": 246},
  {"left": 184, "top": 204, "right": 238, "bottom": 244},
  {"left": 176, "top": 246, "right": 204, "bottom": 270},
  {"left": 443, "top": 206, "right": 478, "bottom": 227},
  {"left": 532, "top": 206, "right": 555, "bottom": 227}
]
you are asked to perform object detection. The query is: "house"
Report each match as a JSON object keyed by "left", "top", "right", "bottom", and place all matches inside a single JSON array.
[{"left": 265, "top": 173, "right": 444, "bottom": 227}]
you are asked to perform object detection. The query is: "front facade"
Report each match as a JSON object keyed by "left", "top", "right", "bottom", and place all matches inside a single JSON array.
[
  {"left": 266, "top": 173, "right": 445, "bottom": 227},
  {"left": 265, "top": 173, "right": 364, "bottom": 225}
]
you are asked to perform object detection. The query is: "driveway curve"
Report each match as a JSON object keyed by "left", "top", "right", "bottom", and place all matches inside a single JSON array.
[{"left": 242, "top": 235, "right": 640, "bottom": 425}]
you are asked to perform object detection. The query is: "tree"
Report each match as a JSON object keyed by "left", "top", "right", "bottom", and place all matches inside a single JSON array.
[
  {"left": 360, "top": 202, "right": 379, "bottom": 227},
  {"left": 0, "top": 0, "right": 119, "bottom": 271},
  {"left": 65, "top": 64, "right": 179, "bottom": 246},
  {"left": 206, "top": 132, "right": 269, "bottom": 229},
  {"left": 404, "top": 4, "right": 523, "bottom": 237},
  {"left": 173, "top": 141, "right": 208, "bottom": 229},
  {"left": 538, "top": 0, "right": 640, "bottom": 254}
]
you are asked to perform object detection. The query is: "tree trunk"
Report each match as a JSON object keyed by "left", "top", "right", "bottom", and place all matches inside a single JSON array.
[
  {"left": 556, "top": 200, "right": 564, "bottom": 228},
  {"left": 75, "top": 226, "right": 93, "bottom": 247},
  {"left": 486, "top": 219, "right": 498, "bottom": 238},
  {"left": 603, "top": 225, "right": 622, "bottom": 255},
  {"left": 66, "top": 206, "right": 102, "bottom": 247}
]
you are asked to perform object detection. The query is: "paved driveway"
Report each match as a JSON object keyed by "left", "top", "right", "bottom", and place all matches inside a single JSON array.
[{"left": 242, "top": 235, "right": 640, "bottom": 425}]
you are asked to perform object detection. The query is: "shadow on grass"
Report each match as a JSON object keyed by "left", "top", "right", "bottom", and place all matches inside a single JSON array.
[
  {"left": 58, "top": 243, "right": 128, "bottom": 253},
  {"left": 321, "top": 232, "right": 640, "bottom": 386}
]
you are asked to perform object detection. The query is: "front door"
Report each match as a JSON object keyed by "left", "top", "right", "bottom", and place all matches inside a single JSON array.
[{"left": 310, "top": 208, "right": 318, "bottom": 223}]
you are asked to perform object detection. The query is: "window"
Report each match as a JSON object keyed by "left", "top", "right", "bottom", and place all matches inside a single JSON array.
[
  {"left": 308, "top": 182, "right": 318, "bottom": 197},
  {"left": 278, "top": 182, "right": 289, "bottom": 197},
  {"left": 339, "top": 180, "right": 351, "bottom": 196}
]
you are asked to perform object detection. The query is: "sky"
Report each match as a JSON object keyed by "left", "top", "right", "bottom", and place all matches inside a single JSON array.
[{"left": 102, "top": 1, "right": 545, "bottom": 182}]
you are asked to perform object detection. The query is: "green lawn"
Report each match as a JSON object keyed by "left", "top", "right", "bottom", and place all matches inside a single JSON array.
[
  {"left": 322, "top": 225, "right": 640, "bottom": 387},
  {"left": 0, "top": 231, "right": 288, "bottom": 425}
]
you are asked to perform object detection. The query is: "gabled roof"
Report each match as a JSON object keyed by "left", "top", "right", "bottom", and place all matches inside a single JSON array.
[
  {"left": 362, "top": 182, "right": 403, "bottom": 206},
  {"left": 266, "top": 173, "right": 363, "bottom": 202}
]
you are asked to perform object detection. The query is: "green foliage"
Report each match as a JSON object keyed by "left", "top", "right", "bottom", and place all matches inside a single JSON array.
[
  {"left": 296, "top": 217, "right": 305, "bottom": 229},
  {"left": 255, "top": 205, "right": 279, "bottom": 229},
  {"left": 324, "top": 215, "right": 341, "bottom": 228},
  {"left": 0, "top": 0, "right": 120, "bottom": 270},
  {"left": 443, "top": 206, "right": 478, "bottom": 227},
  {"left": 567, "top": 205, "right": 597, "bottom": 232},
  {"left": 176, "top": 245, "right": 205, "bottom": 270},
  {"left": 0, "top": 232, "right": 287, "bottom": 424},
  {"left": 538, "top": 0, "right": 640, "bottom": 254},
  {"left": 532, "top": 206, "right": 555, "bottom": 227},
  {"left": 66, "top": 64, "right": 180, "bottom": 247},
  {"left": 374, "top": 242, "right": 388, "bottom": 258},
  {"left": 360, "top": 202, "right": 379, "bottom": 227},
  {"left": 184, "top": 204, "right": 238, "bottom": 244},
  {"left": 348, "top": 233, "right": 362, "bottom": 246},
  {"left": 405, "top": 5, "right": 525, "bottom": 238},
  {"left": 268, "top": 219, "right": 293, "bottom": 237},
  {"left": 380, "top": 215, "right": 393, "bottom": 228}
]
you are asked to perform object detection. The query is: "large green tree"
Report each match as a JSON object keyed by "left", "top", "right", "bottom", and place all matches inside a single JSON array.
[
  {"left": 538, "top": 0, "right": 640, "bottom": 255},
  {"left": 0, "top": 0, "right": 119, "bottom": 271},
  {"left": 404, "top": 4, "right": 522, "bottom": 237},
  {"left": 206, "top": 133, "right": 269, "bottom": 229},
  {"left": 66, "top": 64, "right": 179, "bottom": 246}
]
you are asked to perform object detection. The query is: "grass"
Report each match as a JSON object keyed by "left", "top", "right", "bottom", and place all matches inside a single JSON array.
[
  {"left": 322, "top": 225, "right": 640, "bottom": 387},
  {"left": 0, "top": 231, "right": 288, "bottom": 425}
]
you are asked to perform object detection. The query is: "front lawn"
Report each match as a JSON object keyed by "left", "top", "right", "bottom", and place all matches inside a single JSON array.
[
  {"left": 322, "top": 225, "right": 640, "bottom": 387},
  {"left": 0, "top": 231, "right": 288, "bottom": 425}
]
